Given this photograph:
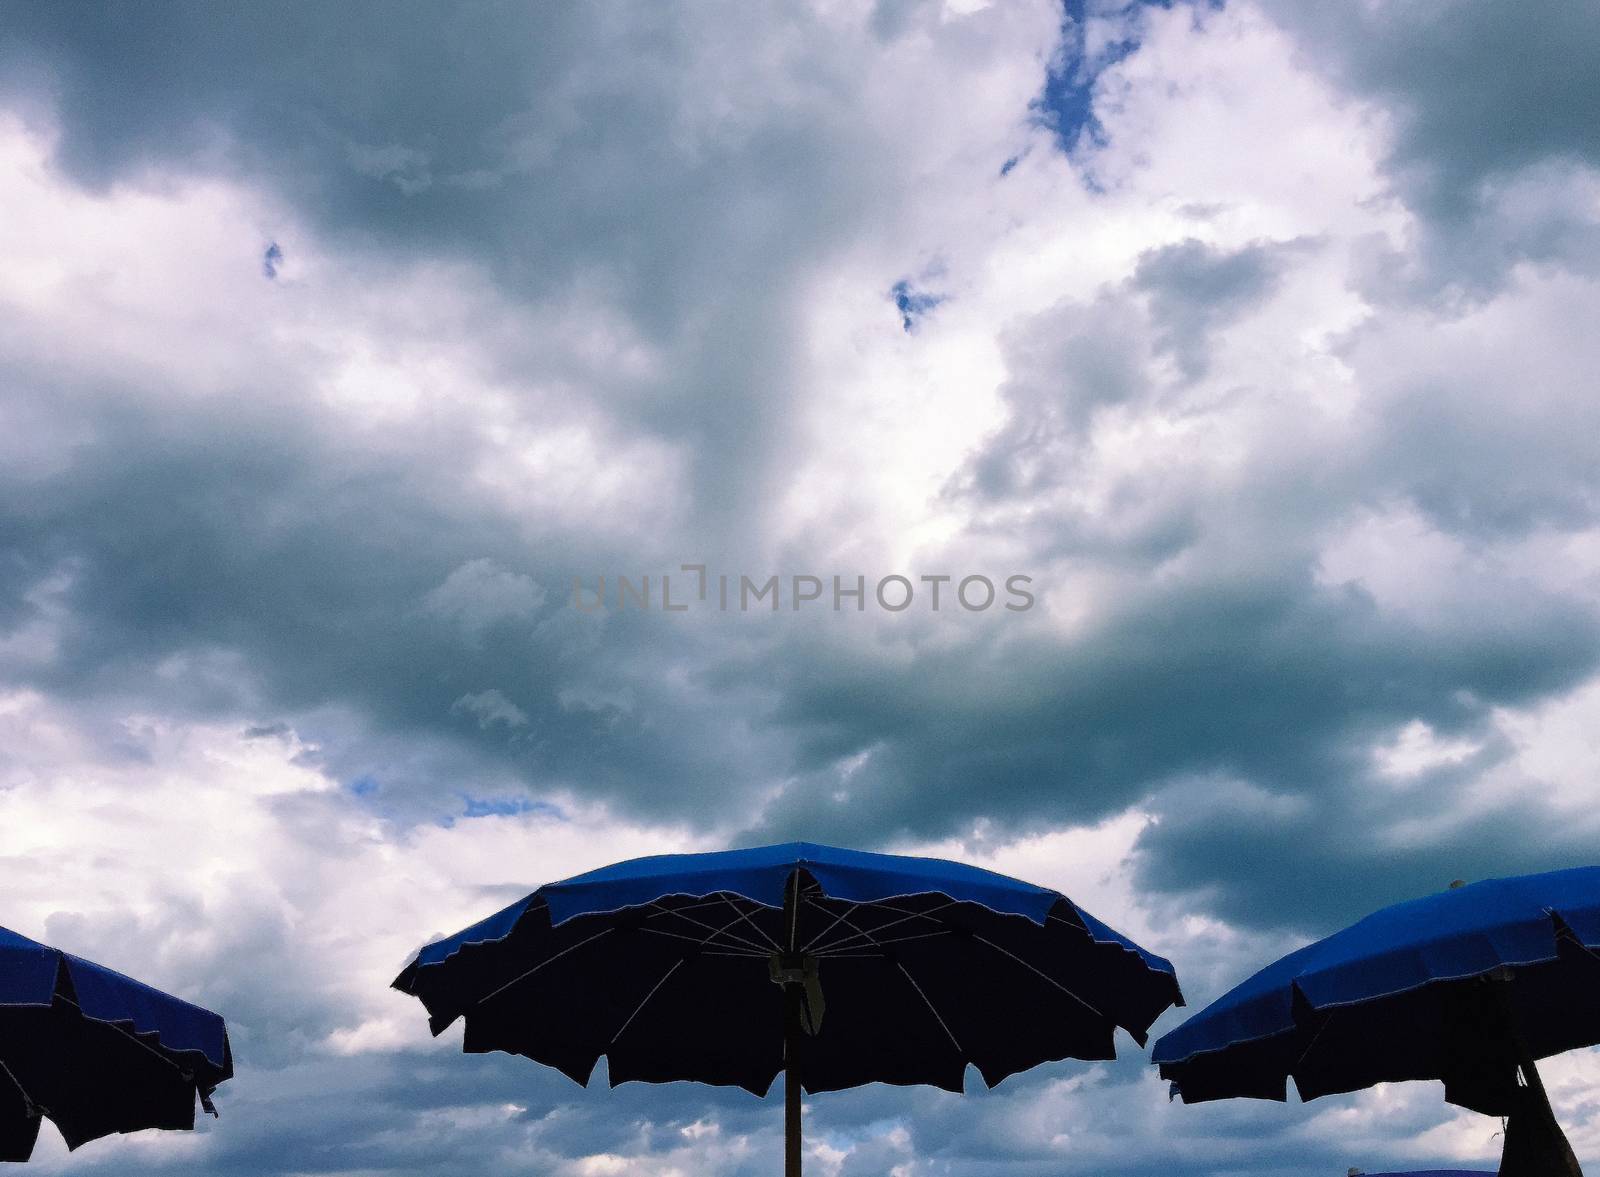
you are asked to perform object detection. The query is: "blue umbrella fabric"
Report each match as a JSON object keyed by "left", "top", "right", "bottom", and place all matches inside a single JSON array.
[
  {"left": 1152, "top": 867, "right": 1600, "bottom": 1174},
  {"left": 394, "top": 843, "right": 1182, "bottom": 1168},
  {"left": 0, "top": 925, "right": 233, "bottom": 1162}
]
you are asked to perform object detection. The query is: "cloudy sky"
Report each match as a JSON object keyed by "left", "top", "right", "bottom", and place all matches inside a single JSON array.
[{"left": 2, "top": 0, "right": 1599, "bottom": 1172}]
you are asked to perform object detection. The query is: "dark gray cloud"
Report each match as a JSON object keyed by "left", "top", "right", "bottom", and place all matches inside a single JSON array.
[
  {"left": 0, "top": 0, "right": 907, "bottom": 532},
  {"left": 0, "top": 358, "right": 792, "bottom": 825},
  {"left": 961, "top": 292, "right": 1150, "bottom": 501},
  {"left": 1132, "top": 237, "right": 1302, "bottom": 379},
  {"left": 896, "top": 223, "right": 1600, "bottom": 929},
  {"left": 1363, "top": 341, "right": 1600, "bottom": 538},
  {"left": 1136, "top": 753, "right": 1595, "bottom": 935},
  {"left": 1265, "top": 1, "right": 1600, "bottom": 222},
  {"left": 748, "top": 556, "right": 1600, "bottom": 909},
  {"left": 962, "top": 236, "right": 1301, "bottom": 506},
  {"left": 0, "top": 0, "right": 983, "bottom": 831},
  {"left": 1263, "top": 0, "right": 1600, "bottom": 294}
]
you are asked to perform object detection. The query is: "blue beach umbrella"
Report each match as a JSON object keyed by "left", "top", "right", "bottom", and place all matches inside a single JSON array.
[
  {"left": 394, "top": 842, "right": 1183, "bottom": 1175},
  {"left": 0, "top": 925, "right": 233, "bottom": 1162},
  {"left": 1153, "top": 867, "right": 1600, "bottom": 1177}
]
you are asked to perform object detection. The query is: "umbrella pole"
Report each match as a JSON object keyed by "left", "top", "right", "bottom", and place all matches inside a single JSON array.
[
  {"left": 783, "top": 868, "right": 802, "bottom": 1177},
  {"left": 785, "top": 994, "right": 802, "bottom": 1177}
]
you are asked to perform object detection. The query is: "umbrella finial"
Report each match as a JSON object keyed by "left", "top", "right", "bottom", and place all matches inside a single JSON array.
[{"left": 1449, "top": 879, "right": 1467, "bottom": 889}]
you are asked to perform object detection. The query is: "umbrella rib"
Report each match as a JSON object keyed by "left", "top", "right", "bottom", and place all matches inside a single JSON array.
[
  {"left": 798, "top": 900, "right": 864, "bottom": 953},
  {"left": 808, "top": 951, "right": 884, "bottom": 959},
  {"left": 653, "top": 902, "right": 779, "bottom": 954},
  {"left": 49, "top": 994, "right": 194, "bottom": 1079},
  {"left": 895, "top": 961, "right": 964, "bottom": 1056},
  {"left": 644, "top": 895, "right": 749, "bottom": 921},
  {"left": 968, "top": 934, "right": 1110, "bottom": 1022},
  {"left": 1558, "top": 926, "right": 1600, "bottom": 963},
  {"left": 806, "top": 909, "right": 954, "bottom": 958},
  {"left": 717, "top": 893, "right": 782, "bottom": 951},
  {"left": 476, "top": 927, "right": 616, "bottom": 1006},
  {"left": 640, "top": 926, "right": 766, "bottom": 957},
  {"left": 97, "top": 1015, "right": 189, "bottom": 1077},
  {"left": 861, "top": 897, "right": 960, "bottom": 920},
  {"left": 827, "top": 929, "right": 953, "bottom": 952},
  {"left": 806, "top": 901, "right": 953, "bottom": 959},
  {"left": 644, "top": 903, "right": 773, "bottom": 956},
  {"left": 1288, "top": 999, "right": 1334, "bottom": 1074},
  {"left": 804, "top": 907, "right": 891, "bottom": 959},
  {"left": 610, "top": 960, "right": 685, "bottom": 1045},
  {"left": 811, "top": 907, "right": 965, "bottom": 1054},
  {"left": 807, "top": 900, "right": 958, "bottom": 956},
  {"left": 0, "top": 1059, "right": 44, "bottom": 1118}
]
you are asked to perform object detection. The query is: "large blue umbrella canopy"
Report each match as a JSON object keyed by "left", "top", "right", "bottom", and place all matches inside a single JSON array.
[
  {"left": 394, "top": 843, "right": 1182, "bottom": 1170},
  {"left": 0, "top": 925, "right": 233, "bottom": 1162},
  {"left": 1152, "top": 867, "right": 1599, "bottom": 1175},
  {"left": 1152, "top": 867, "right": 1600, "bottom": 1102}
]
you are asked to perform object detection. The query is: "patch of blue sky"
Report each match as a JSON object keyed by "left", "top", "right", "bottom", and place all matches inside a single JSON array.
[
  {"left": 460, "top": 794, "right": 565, "bottom": 820},
  {"left": 815, "top": 1115, "right": 917, "bottom": 1156},
  {"left": 1031, "top": 0, "right": 1223, "bottom": 156},
  {"left": 890, "top": 278, "right": 945, "bottom": 332}
]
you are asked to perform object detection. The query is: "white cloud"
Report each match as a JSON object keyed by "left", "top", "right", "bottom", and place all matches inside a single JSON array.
[
  {"left": 451, "top": 688, "right": 531, "bottom": 730},
  {"left": 1372, "top": 718, "right": 1481, "bottom": 780}
]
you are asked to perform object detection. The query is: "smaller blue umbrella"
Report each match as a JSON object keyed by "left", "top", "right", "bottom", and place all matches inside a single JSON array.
[
  {"left": 395, "top": 842, "right": 1183, "bottom": 1175},
  {"left": 1153, "top": 867, "right": 1600, "bottom": 1177},
  {"left": 0, "top": 925, "right": 233, "bottom": 1162}
]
